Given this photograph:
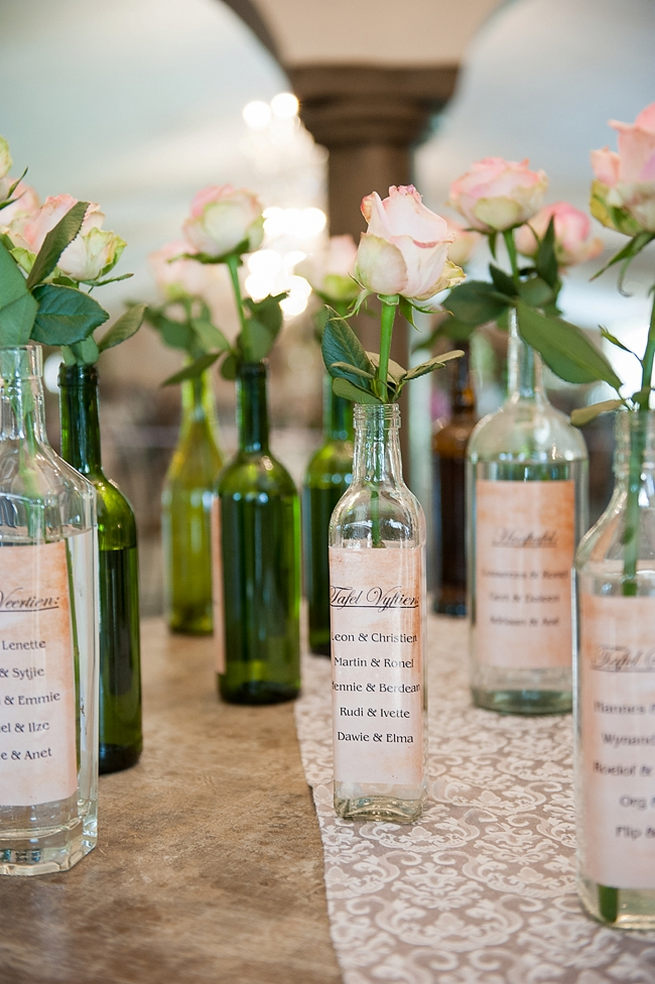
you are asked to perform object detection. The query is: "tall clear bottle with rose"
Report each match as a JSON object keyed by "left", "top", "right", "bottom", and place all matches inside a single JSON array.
[
  {"left": 321, "top": 185, "right": 464, "bottom": 821},
  {"left": 0, "top": 148, "right": 139, "bottom": 871},
  {"left": 521, "top": 104, "right": 655, "bottom": 926},
  {"left": 447, "top": 162, "right": 603, "bottom": 714}
]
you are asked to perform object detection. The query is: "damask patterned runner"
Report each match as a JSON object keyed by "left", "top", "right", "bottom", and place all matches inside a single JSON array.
[{"left": 295, "top": 616, "right": 655, "bottom": 984}]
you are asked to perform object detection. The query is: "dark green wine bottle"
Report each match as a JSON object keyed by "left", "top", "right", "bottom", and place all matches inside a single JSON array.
[
  {"left": 302, "top": 377, "right": 353, "bottom": 655},
  {"left": 58, "top": 363, "right": 143, "bottom": 772},
  {"left": 216, "top": 361, "right": 300, "bottom": 704},
  {"left": 162, "top": 371, "right": 223, "bottom": 635}
]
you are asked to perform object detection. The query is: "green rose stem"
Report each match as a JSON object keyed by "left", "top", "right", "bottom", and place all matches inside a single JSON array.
[
  {"left": 370, "top": 297, "right": 397, "bottom": 547},
  {"left": 226, "top": 253, "right": 249, "bottom": 346}
]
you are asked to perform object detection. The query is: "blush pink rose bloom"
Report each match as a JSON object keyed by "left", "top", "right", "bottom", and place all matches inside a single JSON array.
[
  {"left": 0, "top": 181, "right": 40, "bottom": 231},
  {"left": 354, "top": 185, "right": 464, "bottom": 310},
  {"left": 448, "top": 157, "right": 548, "bottom": 233},
  {"left": 445, "top": 218, "right": 482, "bottom": 268},
  {"left": 297, "top": 234, "right": 359, "bottom": 303},
  {"left": 591, "top": 102, "right": 655, "bottom": 233},
  {"left": 149, "top": 240, "right": 225, "bottom": 303},
  {"left": 182, "top": 185, "right": 264, "bottom": 258},
  {"left": 18, "top": 194, "right": 125, "bottom": 281},
  {"left": 514, "top": 202, "right": 603, "bottom": 267}
]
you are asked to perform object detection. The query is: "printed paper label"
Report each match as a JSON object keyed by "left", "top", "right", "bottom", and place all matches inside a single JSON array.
[
  {"left": 328, "top": 546, "right": 424, "bottom": 786},
  {"left": 0, "top": 540, "right": 77, "bottom": 806},
  {"left": 475, "top": 479, "right": 575, "bottom": 668},
  {"left": 210, "top": 496, "right": 226, "bottom": 674},
  {"left": 580, "top": 593, "right": 655, "bottom": 889}
]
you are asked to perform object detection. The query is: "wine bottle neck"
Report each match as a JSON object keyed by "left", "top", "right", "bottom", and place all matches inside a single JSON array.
[
  {"left": 58, "top": 362, "right": 103, "bottom": 473},
  {"left": 237, "top": 362, "right": 270, "bottom": 454}
]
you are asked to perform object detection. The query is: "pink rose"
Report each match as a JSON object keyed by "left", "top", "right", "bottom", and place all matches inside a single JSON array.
[
  {"left": 591, "top": 102, "right": 655, "bottom": 233},
  {"left": 448, "top": 157, "right": 548, "bottom": 233},
  {"left": 445, "top": 218, "right": 481, "bottom": 268},
  {"left": 149, "top": 240, "right": 225, "bottom": 303},
  {"left": 354, "top": 185, "right": 464, "bottom": 310},
  {"left": 0, "top": 181, "right": 40, "bottom": 231},
  {"left": 514, "top": 202, "right": 603, "bottom": 267},
  {"left": 297, "top": 234, "right": 359, "bottom": 303},
  {"left": 182, "top": 185, "right": 264, "bottom": 258},
  {"left": 18, "top": 194, "right": 125, "bottom": 281}
]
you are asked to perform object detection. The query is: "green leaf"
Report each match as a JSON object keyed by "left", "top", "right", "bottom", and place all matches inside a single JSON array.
[
  {"left": 399, "top": 296, "right": 418, "bottom": 328},
  {"left": 535, "top": 217, "right": 559, "bottom": 289},
  {"left": 322, "top": 316, "right": 375, "bottom": 386},
  {"left": 31, "top": 283, "right": 109, "bottom": 345},
  {"left": 515, "top": 300, "right": 622, "bottom": 389},
  {"left": 446, "top": 280, "right": 510, "bottom": 326},
  {"left": 68, "top": 336, "right": 100, "bottom": 365},
  {"left": 191, "top": 317, "right": 231, "bottom": 354},
  {"left": 220, "top": 352, "right": 239, "bottom": 381},
  {"left": 245, "top": 293, "right": 285, "bottom": 336},
  {"left": 518, "top": 276, "right": 556, "bottom": 310},
  {"left": 26, "top": 201, "right": 88, "bottom": 289},
  {"left": 0, "top": 240, "right": 37, "bottom": 344},
  {"left": 240, "top": 319, "right": 275, "bottom": 363},
  {"left": 571, "top": 399, "right": 625, "bottom": 427},
  {"left": 163, "top": 351, "right": 219, "bottom": 385},
  {"left": 332, "top": 376, "right": 382, "bottom": 405},
  {"left": 367, "top": 353, "right": 406, "bottom": 383},
  {"left": 329, "top": 361, "right": 375, "bottom": 381},
  {"left": 403, "top": 349, "right": 464, "bottom": 382},
  {"left": 98, "top": 303, "right": 145, "bottom": 353},
  {"left": 489, "top": 264, "right": 516, "bottom": 298},
  {"left": 599, "top": 326, "right": 637, "bottom": 358},
  {"left": 591, "top": 230, "right": 655, "bottom": 282}
]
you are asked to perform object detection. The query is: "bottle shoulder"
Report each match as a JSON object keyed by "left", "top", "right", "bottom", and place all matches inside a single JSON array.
[
  {"left": 304, "top": 439, "right": 353, "bottom": 483},
  {"left": 468, "top": 398, "right": 587, "bottom": 461},
  {"left": 218, "top": 450, "right": 298, "bottom": 497}
]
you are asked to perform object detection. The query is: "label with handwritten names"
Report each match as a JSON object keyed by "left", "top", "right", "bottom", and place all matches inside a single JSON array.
[
  {"left": 580, "top": 592, "right": 655, "bottom": 889},
  {"left": 328, "top": 545, "right": 424, "bottom": 786},
  {"left": 0, "top": 540, "right": 77, "bottom": 807},
  {"left": 474, "top": 479, "right": 575, "bottom": 668}
]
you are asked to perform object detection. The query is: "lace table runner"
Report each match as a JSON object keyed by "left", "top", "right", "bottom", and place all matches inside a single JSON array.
[{"left": 294, "top": 615, "right": 655, "bottom": 984}]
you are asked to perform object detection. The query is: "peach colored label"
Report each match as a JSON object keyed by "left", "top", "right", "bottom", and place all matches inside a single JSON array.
[
  {"left": 0, "top": 541, "right": 77, "bottom": 807},
  {"left": 474, "top": 479, "right": 574, "bottom": 668},
  {"left": 328, "top": 546, "right": 424, "bottom": 786},
  {"left": 210, "top": 496, "right": 226, "bottom": 674},
  {"left": 579, "top": 592, "right": 655, "bottom": 888}
]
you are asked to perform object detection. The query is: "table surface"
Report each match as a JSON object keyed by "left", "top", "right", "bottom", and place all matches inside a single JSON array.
[{"left": 0, "top": 618, "right": 341, "bottom": 984}]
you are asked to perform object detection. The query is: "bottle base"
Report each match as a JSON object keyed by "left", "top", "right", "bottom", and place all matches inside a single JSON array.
[
  {"left": 471, "top": 687, "right": 572, "bottom": 715},
  {"left": 168, "top": 614, "right": 213, "bottom": 636},
  {"left": 0, "top": 813, "right": 97, "bottom": 876},
  {"left": 218, "top": 679, "right": 300, "bottom": 705},
  {"left": 99, "top": 742, "right": 142, "bottom": 774},
  {"left": 578, "top": 876, "right": 655, "bottom": 929},
  {"left": 334, "top": 784, "right": 425, "bottom": 824}
]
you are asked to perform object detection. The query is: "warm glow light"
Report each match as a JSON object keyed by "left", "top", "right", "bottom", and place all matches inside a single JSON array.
[
  {"left": 271, "top": 92, "right": 299, "bottom": 119},
  {"left": 262, "top": 206, "right": 326, "bottom": 241},
  {"left": 246, "top": 248, "right": 282, "bottom": 278},
  {"left": 242, "top": 100, "right": 272, "bottom": 129},
  {"left": 280, "top": 276, "right": 312, "bottom": 317},
  {"left": 43, "top": 353, "right": 63, "bottom": 394}
]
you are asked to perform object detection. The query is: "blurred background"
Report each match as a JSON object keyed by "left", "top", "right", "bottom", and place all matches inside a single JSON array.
[{"left": 2, "top": 0, "right": 653, "bottom": 612}]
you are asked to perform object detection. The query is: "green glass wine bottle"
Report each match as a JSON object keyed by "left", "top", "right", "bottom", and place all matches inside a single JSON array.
[
  {"left": 215, "top": 361, "right": 301, "bottom": 704},
  {"left": 162, "top": 370, "right": 223, "bottom": 635},
  {"left": 58, "top": 362, "right": 143, "bottom": 772},
  {"left": 302, "top": 376, "right": 353, "bottom": 655}
]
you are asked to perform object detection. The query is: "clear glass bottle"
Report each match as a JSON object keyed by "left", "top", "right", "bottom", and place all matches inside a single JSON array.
[
  {"left": 575, "top": 409, "right": 655, "bottom": 928},
  {"left": 0, "top": 345, "right": 98, "bottom": 874},
  {"left": 215, "top": 362, "right": 301, "bottom": 704},
  {"left": 328, "top": 403, "right": 427, "bottom": 823},
  {"left": 302, "top": 377, "right": 353, "bottom": 655},
  {"left": 58, "top": 363, "right": 142, "bottom": 774},
  {"left": 467, "top": 314, "right": 588, "bottom": 714},
  {"left": 432, "top": 340, "right": 477, "bottom": 616},
  {"left": 162, "top": 370, "right": 223, "bottom": 635}
]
